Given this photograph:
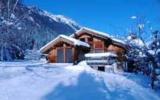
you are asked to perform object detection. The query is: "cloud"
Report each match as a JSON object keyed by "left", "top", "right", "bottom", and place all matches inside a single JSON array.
[{"left": 130, "top": 16, "right": 137, "bottom": 19}]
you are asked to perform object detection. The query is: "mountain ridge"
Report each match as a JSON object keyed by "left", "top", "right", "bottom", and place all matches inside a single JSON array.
[{"left": 0, "top": 1, "right": 80, "bottom": 61}]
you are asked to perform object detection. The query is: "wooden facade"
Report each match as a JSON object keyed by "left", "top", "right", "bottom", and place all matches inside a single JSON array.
[
  {"left": 40, "top": 27, "right": 127, "bottom": 64},
  {"left": 44, "top": 40, "right": 89, "bottom": 63},
  {"left": 40, "top": 34, "right": 90, "bottom": 63},
  {"left": 73, "top": 31, "right": 127, "bottom": 62}
]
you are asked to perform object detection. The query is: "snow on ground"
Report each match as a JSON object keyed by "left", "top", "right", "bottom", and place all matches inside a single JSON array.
[{"left": 0, "top": 61, "right": 159, "bottom": 100}]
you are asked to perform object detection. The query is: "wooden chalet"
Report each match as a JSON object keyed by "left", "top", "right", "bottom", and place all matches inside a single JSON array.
[
  {"left": 40, "top": 35, "right": 90, "bottom": 63},
  {"left": 40, "top": 27, "right": 128, "bottom": 67}
]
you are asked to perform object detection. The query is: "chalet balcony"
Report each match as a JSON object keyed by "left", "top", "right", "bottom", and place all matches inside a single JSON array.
[
  {"left": 85, "top": 52, "right": 117, "bottom": 69},
  {"left": 85, "top": 52, "right": 127, "bottom": 72}
]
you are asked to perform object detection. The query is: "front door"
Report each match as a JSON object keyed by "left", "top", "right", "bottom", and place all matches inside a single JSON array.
[{"left": 57, "top": 48, "right": 73, "bottom": 63}]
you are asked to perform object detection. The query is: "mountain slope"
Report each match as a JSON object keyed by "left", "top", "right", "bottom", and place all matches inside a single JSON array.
[{"left": 0, "top": 1, "right": 80, "bottom": 61}]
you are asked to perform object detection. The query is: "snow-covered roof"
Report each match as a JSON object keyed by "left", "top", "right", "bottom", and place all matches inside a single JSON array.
[
  {"left": 73, "top": 27, "right": 111, "bottom": 39},
  {"left": 72, "top": 27, "right": 127, "bottom": 46},
  {"left": 40, "top": 35, "right": 90, "bottom": 53},
  {"left": 85, "top": 52, "right": 117, "bottom": 58},
  {"left": 111, "top": 38, "right": 127, "bottom": 45}
]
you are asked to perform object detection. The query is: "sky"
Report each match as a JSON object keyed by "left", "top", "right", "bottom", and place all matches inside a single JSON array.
[{"left": 23, "top": 0, "right": 160, "bottom": 38}]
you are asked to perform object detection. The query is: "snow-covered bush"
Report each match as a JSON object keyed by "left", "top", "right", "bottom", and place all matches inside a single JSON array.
[
  {"left": 0, "top": 43, "right": 24, "bottom": 61},
  {"left": 24, "top": 49, "right": 42, "bottom": 60}
]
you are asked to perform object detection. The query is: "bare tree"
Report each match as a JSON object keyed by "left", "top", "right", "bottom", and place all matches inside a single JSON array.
[
  {"left": 0, "top": 0, "right": 26, "bottom": 61},
  {"left": 128, "top": 16, "right": 160, "bottom": 89}
]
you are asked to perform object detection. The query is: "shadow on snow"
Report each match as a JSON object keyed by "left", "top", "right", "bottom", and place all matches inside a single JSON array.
[{"left": 43, "top": 72, "right": 137, "bottom": 100}]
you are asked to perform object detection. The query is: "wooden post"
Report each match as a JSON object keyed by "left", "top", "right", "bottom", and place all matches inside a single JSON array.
[
  {"left": 63, "top": 43, "right": 66, "bottom": 63},
  {"left": 73, "top": 47, "right": 76, "bottom": 65}
]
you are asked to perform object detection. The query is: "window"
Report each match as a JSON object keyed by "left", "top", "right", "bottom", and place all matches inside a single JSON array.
[
  {"left": 88, "top": 37, "right": 93, "bottom": 42},
  {"left": 93, "top": 40, "right": 104, "bottom": 53},
  {"left": 95, "top": 41, "right": 103, "bottom": 48},
  {"left": 80, "top": 38, "right": 85, "bottom": 42},
  {"left": 98, "top": 67, "right": 105, "bottom": 72}
]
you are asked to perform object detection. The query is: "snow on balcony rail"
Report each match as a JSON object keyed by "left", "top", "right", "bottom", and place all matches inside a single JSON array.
[{"left": 85, "top": 52, "right": 117, "bottom": 58}]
